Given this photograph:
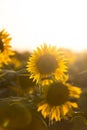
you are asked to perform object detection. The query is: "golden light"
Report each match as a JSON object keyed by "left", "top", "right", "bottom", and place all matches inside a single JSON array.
[{"left": 0, "top": 0, "right": 87, "bottom": 52}]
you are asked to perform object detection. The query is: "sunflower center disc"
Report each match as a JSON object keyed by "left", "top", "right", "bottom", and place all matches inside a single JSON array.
[
  {"left": 36, "top": 54, "right": 58, "bottom": 74},
  {"left": 47, "top": 82, "right": 69, "bottom": 106}
]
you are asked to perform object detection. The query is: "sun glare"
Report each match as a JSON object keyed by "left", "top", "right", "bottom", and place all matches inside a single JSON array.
[{"left": 0, "top": 0, "right": 87, "bottom": 52}]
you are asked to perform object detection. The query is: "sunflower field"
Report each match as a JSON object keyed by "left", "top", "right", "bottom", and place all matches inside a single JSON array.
[{"left": 0, "top": 29, "right": 87, "bottom": 130}]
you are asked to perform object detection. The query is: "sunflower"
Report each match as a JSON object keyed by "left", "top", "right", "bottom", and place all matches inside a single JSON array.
[
  {"left": 37, "top": 81, "right": 82, "bottom": 122},
  {"left": 0, "top": 29, "right": 14, "bottom": 65},
  {"left": 58, "top": 48, "right": 77, "bottom": 65},
  {"left": 26, "top": 44, "right": 68, "bottom": 85}
]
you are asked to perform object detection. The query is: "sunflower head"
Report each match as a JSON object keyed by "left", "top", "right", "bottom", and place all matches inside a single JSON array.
[
  {"left": 26, "top": 43, "right": 68, "bottom": 85},
  {"left": 0, "top": 39, "right": 4, "bottom": 52},
  {"left": 38, "top": 81, "right": 82, "bottom": 122},
  {"left": 0, "top": 29, "right": 14, "bottom": 66},
  {"left": 58, "top": 48, "right": 77, "bottom": 65}
]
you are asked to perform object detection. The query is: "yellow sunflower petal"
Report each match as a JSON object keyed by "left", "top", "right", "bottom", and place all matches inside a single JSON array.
[
  {"left": 62, "top": 104, "right": 69, "bottom": 116},
  {"left": 68, "top": 102, "right": 78, "bottom": 108},
  {"left": 68, "top": 84, "right": 82, "bottom": 98}
]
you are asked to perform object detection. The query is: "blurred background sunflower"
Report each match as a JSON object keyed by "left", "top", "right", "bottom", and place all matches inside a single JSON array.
[
  {"left": 37, "top": 81, "right": 82, "bottom": 123},
  {"left": 0, "top": 29, "right": 14, "bottom": 66},
  {"left": 26, "top": 44, "right": 68, "bottom": 85}
]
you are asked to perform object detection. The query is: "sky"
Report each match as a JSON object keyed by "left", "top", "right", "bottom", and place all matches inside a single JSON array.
[{"left": 0, "top": 0, "right": 87, "bottom": 52}]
